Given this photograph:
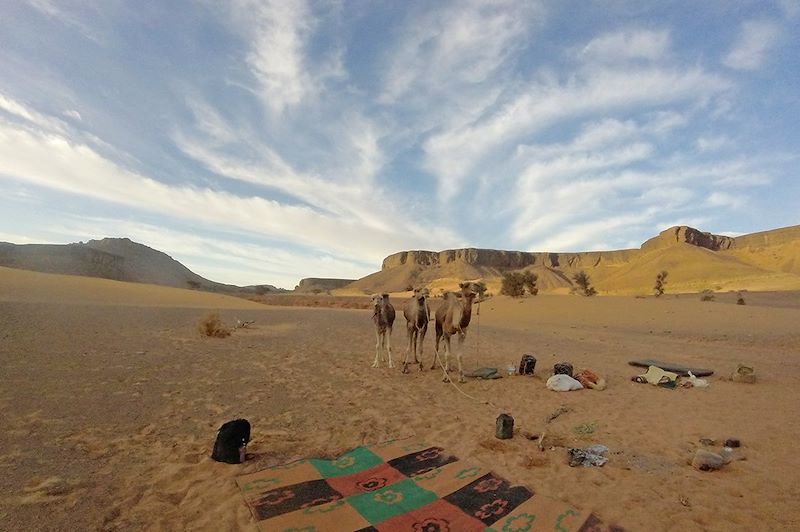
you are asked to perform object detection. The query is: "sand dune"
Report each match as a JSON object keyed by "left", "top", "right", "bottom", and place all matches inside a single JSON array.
[{"left": 1, "top": 267, "right": 800, "bottom": 530}]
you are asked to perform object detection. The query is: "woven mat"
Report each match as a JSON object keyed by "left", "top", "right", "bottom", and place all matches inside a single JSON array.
[{"left": 237, "top": 440, "right": 621, "bottom": 531}]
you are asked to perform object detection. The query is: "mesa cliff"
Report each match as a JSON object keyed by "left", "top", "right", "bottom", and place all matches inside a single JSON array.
[{"left": 344, "top": 225, "right": 800, "bottom": 295}]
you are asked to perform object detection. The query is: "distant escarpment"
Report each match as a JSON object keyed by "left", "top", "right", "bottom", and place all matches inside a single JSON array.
[
  {"left": 347, "top": 225, "right": 800, "bottom": 295},
  {"left": 294, "top": 278, "right": 356, "bottom": 293}
]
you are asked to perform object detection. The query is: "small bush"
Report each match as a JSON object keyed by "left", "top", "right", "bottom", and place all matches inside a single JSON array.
[
  {"left": 199, "top": 312, "right": 231, "bottom": 338},
  {"left": 501, "top": 272, "right": 526, "bottom": 297},
  {"left": 736, "top": 292, "right": 746, "bottom": 305},
  {"left": 700, "top": 289, "right": 715, "bottom": 302},
  {"left": 187, "top": 280, "right": 202, "bottom": 290},
  {"left": 654, "top": 270, "right": 668, "bottom": 297},
  {"left": 522, "top": 271, "right": 538, "bottom": 296},
  {"left": 572, "top": 271, "right": 597, "bottom": 296},
  {"left": 405, "top": 284, "right": 414, "bottom": 292}
]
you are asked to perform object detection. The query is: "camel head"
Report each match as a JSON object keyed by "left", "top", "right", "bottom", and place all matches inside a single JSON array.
[
  {"left": 372, "top": 292, "right": 391, "bottom": 307},
  {"left": 458, "top": 281, "right": 485, "bottom": 301},
  {"left": 413, "top": 287, "right": 430, "bottom": 302}
]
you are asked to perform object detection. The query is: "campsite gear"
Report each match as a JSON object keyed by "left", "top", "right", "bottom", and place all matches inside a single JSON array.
[
  {"left": 507, "top": 363, "right": 516, "bottom": 376},
  {"left": 554, "top": 362, "right": 574, "bottom": 377},
  {"left": 496, "top": 414, "right": 514, "bottom": 439},
  {"left": 463, "top": 367, "right": 502, "bottom": 379},
  {"left": 686, "top": 371, "right": 709, "bottom": 388},
  {"left": 730, "top": 364, "right": 756, "bottom": 383},
  {"left": 724, "top": 438, "right": 741, "bottom": 448},
  {"left": 518, "top": 354, "right": 537, "bottom": 375},
  {"left": 236, "top": 440, "right": 615, "bottom": 531},
  {"left": 692, "top": 449, "right": 732, "bottom": 471},
  {"left": 575, "top": 369, "right": 607, "bottom": 391},
  {"left": 628, "top": 359, "right": 714, "bottom": 377},
  {"left": 546, "top": 374, "right": 583, "bottom": 392},
  {"left": 568, "top": 444, "right": 609, "bottom": 467},
  {"left": 639, "top": 365, "right": 679, "bottom": 386},
  {"left": 212, "top": 419, "right": 251, "bottom": 464}
]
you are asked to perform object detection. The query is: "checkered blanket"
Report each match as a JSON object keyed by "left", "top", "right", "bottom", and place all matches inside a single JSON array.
[{"left": 237, "top": 440, "right": 619, "bottom": 531}]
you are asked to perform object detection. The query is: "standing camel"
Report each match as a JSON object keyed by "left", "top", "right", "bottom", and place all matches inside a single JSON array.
[
  {"left": 371, "top": 293, "right": 395, "bottom": 368},
  {"left": 402, "top": 287, "right": 430, "bottom": 373},
  {"left": 432, "top": 282, "right": 482, "bottom": 383}
]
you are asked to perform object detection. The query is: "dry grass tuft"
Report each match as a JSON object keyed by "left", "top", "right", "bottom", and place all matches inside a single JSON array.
[{"left": 198, "top": 312, "right": 231, "bottom": 338}]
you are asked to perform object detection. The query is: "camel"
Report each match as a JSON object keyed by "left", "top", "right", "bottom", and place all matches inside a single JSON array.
[
  {"left": 402, "top": 287, "right": 430, "bottom": 373},
  {"left": 371, "top": 293, "right": 395, "bottom": 368},
  {"left": 432, "top": 281, "right": 483, "bottom": 383}
]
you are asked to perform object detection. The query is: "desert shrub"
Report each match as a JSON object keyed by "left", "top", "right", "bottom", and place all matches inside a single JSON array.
[
  {"left": 522, "top": 271, "right": 539, "bottom": 295},
  {"left": 187, "top": 280, "right": 201, "bottom": 290},
  {"left": 736, "top": 292, "right": 746, "bottom": 305},
  {"left": 700, "top": 289, "right": 715, "bottom": 302},
  {"left": 254, "top": 285, "right": 271, "bottom": 295},
  {"left": 501, "top": 272, "right": 526, "bottom": 297},
  {"left": 654, "top": 270, "right": 668, "bottom": 297},
  {"left": 199, "top": 312, "right": 231, "bottom": 338},
  {"left": 405, "top": 284, "right": 414, "bottom": 292},
  {"left": 572, "top": 271, "right": 597, "bottom": 296}
]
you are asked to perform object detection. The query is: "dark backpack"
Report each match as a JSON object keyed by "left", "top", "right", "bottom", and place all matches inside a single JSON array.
[
  {"left": 211, "top": 419, "right": 251, "bottom": 464},
  {"left": 519, "top": 354, "right": 537, "bottom": 376}
]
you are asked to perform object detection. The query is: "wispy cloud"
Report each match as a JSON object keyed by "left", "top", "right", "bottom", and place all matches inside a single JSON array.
[
  {"left": 577, "top": 29, "right": 671, "bottom": 63},
  {"left": 424, "top": 64, "right": 730, "bottom": 200},
  {"left": 723, "top": 19, "right": 783, "bottom": 70},
  {"left": 231, "top": 0, "right": 316, "bottom": 112}
]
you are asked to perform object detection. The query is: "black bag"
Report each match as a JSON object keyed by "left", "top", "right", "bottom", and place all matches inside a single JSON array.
[
  {"left": 553, "top": 362, "right": 574, "bottom": 378},
  {"left": 211, "top": 419, "right": 251, "bottom": 464},
  {"left": 518, "top": 354, "right": 537, "bottom": 375}
]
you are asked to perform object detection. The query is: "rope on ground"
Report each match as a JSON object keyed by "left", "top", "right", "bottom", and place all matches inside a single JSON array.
[{"left": 434, "top": 352, "right": 497, "bottom": 408}]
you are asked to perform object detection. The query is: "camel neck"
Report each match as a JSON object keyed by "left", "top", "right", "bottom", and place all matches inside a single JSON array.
[{"left": 460, "top": 297, "right": 474, "bottom": 329}]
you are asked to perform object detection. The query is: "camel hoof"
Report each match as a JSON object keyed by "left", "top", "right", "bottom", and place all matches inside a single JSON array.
[
  {"left": 401, "top": 365, "right": 409, "bottom": 374},
  {"left": 442, "top": 376, "right": 449, "bottom": 383},
  {"left": 459, "top": 377, "right": 466, "bottom": 384}
]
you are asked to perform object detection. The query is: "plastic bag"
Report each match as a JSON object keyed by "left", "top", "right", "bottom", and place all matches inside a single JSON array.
[{"left": 546, "top": 374, "right": 584, "bottom": 391}]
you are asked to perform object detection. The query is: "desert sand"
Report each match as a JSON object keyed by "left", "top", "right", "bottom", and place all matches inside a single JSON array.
[{"left": 2, "top": 266, "right": 799, "bottom": 531}]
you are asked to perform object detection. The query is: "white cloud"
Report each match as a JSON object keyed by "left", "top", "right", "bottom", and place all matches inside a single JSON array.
[
  {"left": 707, "top": 191, "right": 746, "bottom": 209},
  {"left": 425, "top": 65, "right": 730, "bottom": 200},
  {"left": 63, "top": 109, "right": 82, "bottom": 121},
  {"left": 380, "top": 0, "right": 539, "bottom": 103},
  {"left": 578, "top": 29, "right": 671, "bottom": 63},
  {"left": 723, "top": 19, "right": 782, "bottom": 70},
  {"left": 0, "top": 94, "right": 67, "bottom": 133},
  {"left": 695, "top": 135, "right": 729, "bottom": 152},
  {"left": 0, "top": 120, "right": 454, "bottom": 266},
  {"left": 231, "top": 0, "right": 317, "bottom": 113}
]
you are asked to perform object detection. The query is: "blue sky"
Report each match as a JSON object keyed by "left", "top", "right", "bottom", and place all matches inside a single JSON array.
[{"left": 1, "top": 1, "right": 798, "bottom": 288}]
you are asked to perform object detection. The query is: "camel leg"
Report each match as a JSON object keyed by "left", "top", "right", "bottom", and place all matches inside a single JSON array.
[
  {"left": 372, "top": 330, "right": 381, "bottom": 368},
  {"left": 456, "top": 333, "right": 466, "bottom": 383},
  {"left": 386, "top": 326, "right": 394, "bottom": 368},
  {"left": 431, "top": 322, "right": 443, "bottom": 370},
  {"left": 417, "top": 326, "right": 426, "bottom": 371},
  {"left": 441, "top": 336, "right": 452, "bottom": 382},
  {"left": 402, "top": 327, "right": 412, "bottom": 373}
]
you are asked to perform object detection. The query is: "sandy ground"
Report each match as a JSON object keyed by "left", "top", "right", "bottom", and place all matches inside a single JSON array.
[{"left": 1, "top": 268, "right": 800, "bottom": 531}]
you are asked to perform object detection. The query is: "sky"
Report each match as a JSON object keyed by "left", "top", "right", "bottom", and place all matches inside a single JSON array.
[{"left": 1, "top": 1, "right": 798, "bottom": 289}]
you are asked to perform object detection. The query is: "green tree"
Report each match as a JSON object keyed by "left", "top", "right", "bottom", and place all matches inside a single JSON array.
[
  {"left": 572, "top": 271, "right": 597, "bottom": 296},
  {"left": 654, "top": 271, "right": 668, "bottom": 297},
  {"left": 522, "top": 271, "right": 538, "bottom": 295},
  {"left": 500, "top": 272, "right": 525, "bottom": 297}
]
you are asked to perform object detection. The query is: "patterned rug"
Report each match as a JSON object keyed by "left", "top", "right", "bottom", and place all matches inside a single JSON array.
[{"left": 237, "top": 440, "right": 621, "bottom": 531}]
